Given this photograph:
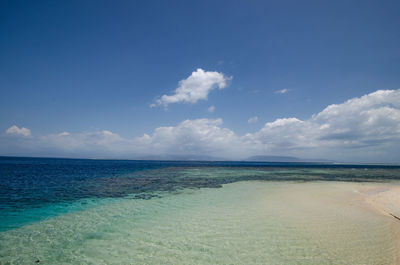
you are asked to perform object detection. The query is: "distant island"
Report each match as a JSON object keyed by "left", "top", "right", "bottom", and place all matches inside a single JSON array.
[
  {"left": 137, "top": 154, "right": 335, "bottom": 163},
  {"left": 137, "top": 154, "right": 225, "bottom": 161},
  {"left": 244, "top": 155, "right": 335, "bottom": 163}
]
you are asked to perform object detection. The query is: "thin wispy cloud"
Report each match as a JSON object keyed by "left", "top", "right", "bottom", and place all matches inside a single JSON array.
[
  {"left": 275, "top": 88, "right": 289, "bottom": 94},
  {"left": 207, "top": 105, "right": 215, "bottom": 113},
  {"left": 152, "top": 68, "right": 231, "bottom": 107},
  {"left": 248, "top": 116, "right": 258, "bottom": 123}
]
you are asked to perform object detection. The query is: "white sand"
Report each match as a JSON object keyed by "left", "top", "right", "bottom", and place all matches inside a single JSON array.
[
  {"left": 362, "top": 182, "right": 400, "bottom": 264},
  {"left": 1, "top": 181, "right": 400, "bottom": 264}
]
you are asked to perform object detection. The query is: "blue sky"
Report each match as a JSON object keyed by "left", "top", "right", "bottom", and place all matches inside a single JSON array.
[{"left": 1, "top": 0, "right": 400, "bottom": 162}]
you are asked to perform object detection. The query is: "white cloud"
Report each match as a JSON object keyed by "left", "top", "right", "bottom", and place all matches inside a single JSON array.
[
  {"left": 275, "top": 88, "right": 289, "bottom": 94},
  {"left": 153, "top": 68, "right": 231, "bottom": 107},
  {"left": 248, "top": 116, "right": 258, "bottom": 123},
  {"left": 57, "top": 132, "right": 70, "bottom": 137},
  {"left": 264, "top": 118, "right": 302, "bottom": 128},
  {"left": 41, "top": 130, "right": 126, "bottom": 154},
  {"left": 244, "top": 89, "right": 400, "bottom": 161},
  {"left": 133, "top": 118, "right": 241, "bottom": 157},
  {"left": 5, "top": 125, "right": 31, "bottom": 137},
  {"left": 310, "top": 90, "right": 400, "bottom": 146},
  {"left": 2, "top": 89, "right": 400, "bottom": 162},
  {"left": 207, "top": 105, "right": 215, "bottom": 113},
  {"left": 139, "top": 87, "right": 400, "bottom": 161}
]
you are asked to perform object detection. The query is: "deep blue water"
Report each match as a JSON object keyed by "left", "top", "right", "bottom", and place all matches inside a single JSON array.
[{"left": 1, "top": 156, "right": 400, "bottom": 231}]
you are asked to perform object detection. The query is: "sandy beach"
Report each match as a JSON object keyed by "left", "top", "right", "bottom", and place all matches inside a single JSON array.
[
  {"left": 362, "top": 183, "right": 400, "bottom": 264},
  {"left": 2, "top": 180, "right": 400, "bottom": 264}
]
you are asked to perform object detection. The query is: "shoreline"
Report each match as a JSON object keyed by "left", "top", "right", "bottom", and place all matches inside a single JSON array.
[
  {"left": 1, "top": 180, "right": 400, "bottom": 264},
  {"left": 363, "top": 184, "right": 400, "bottom": 219},
  {"left": 360, "top": 183, "right": 400, "bottom": 264}
]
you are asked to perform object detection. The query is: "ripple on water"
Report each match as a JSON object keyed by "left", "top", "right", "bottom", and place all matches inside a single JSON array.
[{"left": 0, "top": 181, "right": 398, "bottom": 264}]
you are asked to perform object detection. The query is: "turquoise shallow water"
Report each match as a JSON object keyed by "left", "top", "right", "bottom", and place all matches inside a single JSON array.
[
  {"left": 1, "top": 157, "right": 400, "bottom": 264},
  {"left": 3, "top": 157, "right": 399, "bottom": 232},
  {"left": 1, "top": 181, "right": 398, "bottom": 264}
]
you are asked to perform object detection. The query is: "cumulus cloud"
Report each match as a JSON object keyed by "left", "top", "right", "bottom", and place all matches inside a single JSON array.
[
  {"left": 275, "top": 88, "right": 289, "bottom": 94},
  {"left": 5, "top": 125, "right": 31, "bottom": 137},
  {"left": 144, "top": 89, "right": 400, "bottom": 161},
  {"left": 244, "top": 89, "right": 400, "bottom": 161},
  {"left": 311, "top": 90, "right": 400, "bottom": 146},
  {"left": 153, "top": 69, "right": 231, "bottom": 107},
  {"left": 134, "top": 118, "right": 241, "bottom": 157},
  {"left": 248, "top": 116, "right": 258, "bottom": 124},
  {"left": 2, "top": 89, "right": 400, "bottom": 162},
  {"left": 207, "top": 105, "right": 215, "bottom": 113}
]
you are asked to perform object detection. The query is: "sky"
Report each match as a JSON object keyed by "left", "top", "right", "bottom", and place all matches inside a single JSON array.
[{"left": 1, "top": 0, "right": 400, "bottom": 162}]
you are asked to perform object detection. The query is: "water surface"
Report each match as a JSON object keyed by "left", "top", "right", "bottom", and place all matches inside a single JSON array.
[{"left": 1, "top": 157, "right": 400, "bottom": 264}]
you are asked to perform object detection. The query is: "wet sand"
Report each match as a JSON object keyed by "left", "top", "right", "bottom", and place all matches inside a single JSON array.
[{"left": 362, "top": 183, "right": 400, "bottom": 264}]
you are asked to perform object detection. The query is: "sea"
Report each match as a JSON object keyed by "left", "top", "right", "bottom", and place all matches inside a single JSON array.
[{"left": 1, "top": 156, "right": 400, "bottom": 264}]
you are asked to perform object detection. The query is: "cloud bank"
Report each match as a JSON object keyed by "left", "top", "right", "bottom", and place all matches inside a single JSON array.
[
  {"left": 2, "top": 89, "right": 400, "bottom": 163},
  {"left": 153, "top": 69, "right": 231, "bottom": 107}
]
